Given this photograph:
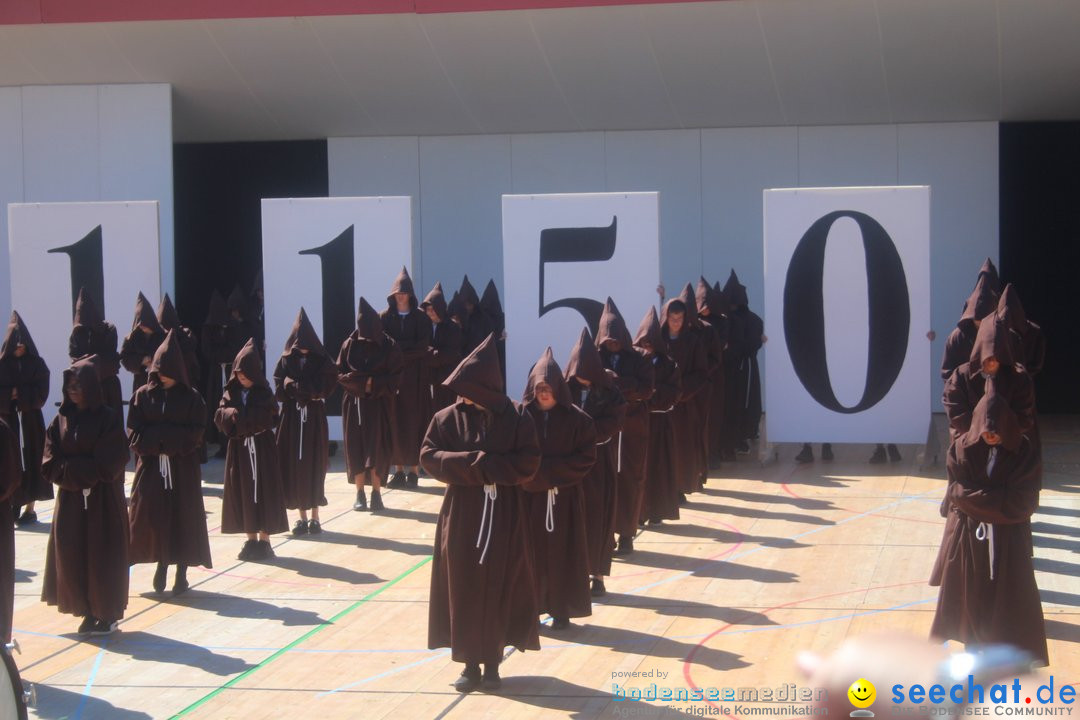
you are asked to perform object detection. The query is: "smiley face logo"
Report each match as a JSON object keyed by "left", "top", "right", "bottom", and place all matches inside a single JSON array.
[{"left": 848, "top": 679, "right": 876, "bottom": 709}]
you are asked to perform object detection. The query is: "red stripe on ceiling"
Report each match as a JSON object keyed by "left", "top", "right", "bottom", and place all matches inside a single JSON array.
[{"left": 1, "top": 0, "right": 715, "bottom": 25}]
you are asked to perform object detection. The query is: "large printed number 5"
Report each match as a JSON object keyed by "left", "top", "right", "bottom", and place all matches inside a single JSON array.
[{"left": 538, "top": 217, "right": 617, "bottom": 336}]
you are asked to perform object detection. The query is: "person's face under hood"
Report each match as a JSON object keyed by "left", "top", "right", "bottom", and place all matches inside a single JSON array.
[
  {"left": 387, "top": 267, "right": 418, "bottom": 312},
  {"left": 595, "top": 298, "right": 634, "bottom": 350},
  {"left": 964, "top": 385, "right": 1023, "bottom": 453},
  {"left": 565, "top": 327, "right": 610, "bottom": 389},
  {"left": 148, "top": 330, "right": 191, "bottom": 389},
  {"left": 420, "top": 282, "right": 448, "bottom": 324},
  {"left": 523, "top": 348, "right": 573, "bottom": 409},
  {"left": 230, "top": 338, "right": 268, "bottom": 389},
  {"left": 62, "top": 358, "right": 105, "bottom": 412},
  {"left": 969, "top": 315, "right": 1014, "bottom": 375}
]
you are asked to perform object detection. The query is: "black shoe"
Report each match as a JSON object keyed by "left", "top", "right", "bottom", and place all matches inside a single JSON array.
[
  {"left": 405, "top": 471, "right": 419, "bottom": 488},
  {"left": 353, "top": 488, "right": 367, "bottom": 511},
  {"left": 307, "top": 519, "right": 322, "bottom": 535},
  {"left": 328, "top": 441, "right": 338, "bottom": 457},
  {"left": 795, "top": 444, "right": 814, "bottom": 464},
  {"left": 387, "top": 471, "right": 406, "bottom": 488},
  {"left": 153, "top": 563, "right": 167, "bottom": 594},
  {"left": 678, "top": 493, "right": 687, "bottom": 505},
  {"left": 648, "top": 518, "right": 663, "bottom": 526},
  {"left": 868, "top": 445, "right": 887, "bottom": 464},
  {"left": 77, "top": 615, "right": 97, "bottom": 636},
  {"left": 173, "top": 566, "right": 189, "bottom": 595},
  {"left": 591, "top": 577, "right": 606, "bottom": 597},
  {"left": 256, "top": 540, "right": 275, "bottom": 560},
  {"left": 454, "top": 665, "right": 482, "bottom": 693},
  {"left": 550, "top": 617, "right": 570, "bottom": 630},
  {"left": 887, "top": 444, "right": 902, "bottom": 462},
  {"left": 237, "top": 539, "right": 258, "bottom": 561},
  {"left": 735, "top": 440, "right": 751, "bottom": 455},
  {"left": 292, "top": 519, "right": 309, "bottom": 537},
  {"left": 370, "top": 491, "right": 385, "bottom": 512},
  {"left": 15, "top": 509, "right": 37, "bottom": 527},
  {"left": 822, "top": 443, "right": 834, "bottom": 462},
  {"left": 614, "top": 536, "right": 634, "bottom": 556},
  {"left": 90, "top": 619, "right": 118, "bottom": 636},
  {"left": 482, "top": 668, "right": 502, "bottom": 691}
]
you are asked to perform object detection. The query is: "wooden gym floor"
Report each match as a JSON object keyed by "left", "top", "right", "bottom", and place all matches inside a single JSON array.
[{"left": 10, "top": 415, "right": 1078, "bottom": 719}]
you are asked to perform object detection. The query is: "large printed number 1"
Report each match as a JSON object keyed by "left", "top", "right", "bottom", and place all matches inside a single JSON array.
[
  {"left": 538, "top": 217, "right": 617, "bottom": 336},
  {"left": 783, "top": 210, "right": 910, "bottom": 414},
  {"left": 48, "top": 225, "right": 105, "bottom": 320}
]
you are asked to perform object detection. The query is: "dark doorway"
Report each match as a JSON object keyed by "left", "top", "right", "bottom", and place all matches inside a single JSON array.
[{"left": 1000, "top": 122, "right": 1080, "bottom": 413}]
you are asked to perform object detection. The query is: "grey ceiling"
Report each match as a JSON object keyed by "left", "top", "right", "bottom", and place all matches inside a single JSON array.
[{"left": 2, "top": 0, "right": 1079, "bottom": 142}]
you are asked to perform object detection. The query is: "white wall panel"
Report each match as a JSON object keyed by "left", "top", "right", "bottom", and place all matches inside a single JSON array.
[
  {"left": 0, "top": 88, "right": 24, "bottom": 323},
  {"left": 21, "top": 85, "right": 100, "bottom": 203}
]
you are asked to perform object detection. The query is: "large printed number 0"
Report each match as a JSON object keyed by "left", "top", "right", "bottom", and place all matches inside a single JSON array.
[
  {"left": 783, "top": 210, "right": 910, "bottom": 414},
  {"left": 538, "top": 217, "right": 617, "bottom": 336},
  {"left": 48, "top": 225, "right": 105, "bottom": 320}
]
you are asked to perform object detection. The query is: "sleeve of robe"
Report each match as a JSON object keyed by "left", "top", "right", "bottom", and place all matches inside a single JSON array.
[
  {"left": 160, "top": 392, "right": 206, "bottom": 456},
  {"left": 336, "top": 340, "right": 367, "bottom": 397},
  {"left": 591, "top": 390, "right": 627, "bottom": 444},
  {"left": 399, "top": 313, "right": 433, "bottom": 362},
  {"left": 942, "top": 368, "right": 975, "bottom": 435},
  {"left": 275, "top": 357, "right": 312, "bottom": 403},
  {"left": 17, "top": 356, "right": 50, "bottom": 412},
  {"left": 0, "top": 422, "right": 20, "bottom": 503},
  {"left": 420, "top": 415, "right": 483, "bottom": 486},
  {"left": 649, "top": 358, "right": 681, "bottom": 412},
  {"left": 127, "top": 391, "right": 163, "bottom": 455},
  {"left": 949, "top": 443, "right": 1040, "bottom": 524},
  {"left": 95, "top": 326, "right": 122, "bottom": 377},
  {"left": 315, "top": 358, "right": 339, "bottom": 400},
  {"left": 523, "top": 410, "right": 597, "bottom": 492},
  {"left": 940, "top": 328, "right": 966, "bottom": 381},
  {"left": 428, "top": 323, "right": 463, "bottom": 373},
  {"left": 43, "top": 411, "right": 129, "bottom": 492},
  {"left": 676, "top": 337, "right": 709, "bottom": 402},
  {"left": 612, "top": 355, "right": 654, "bottom": 404},
  {"left": 215, "top": 388, "right": 277, "bottom": 439},
  {"left": 369, "top": 343, "right": 403, "bottom": 398},
  {"left": 474, "top": 406, "right": 541, "bottom": 487},
  {"left": 1011, "top": 372, "right": 1036, "bottom": 436}
]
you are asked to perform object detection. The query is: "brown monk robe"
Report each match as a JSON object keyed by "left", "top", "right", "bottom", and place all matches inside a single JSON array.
[
  {"left": 226, "top": 284, "right": 256, "bottom": 353},
  {"left": 458, "top": 275, "right": 493, "bottom": 357},
  {"left": 929, "top": 386, "right": 1047, "bottom": 666},
  {"left": 420, "top": 282, "right": 463, "bottom": 414},
  {"left": 274, "top": 309, "right": 337, "bottom": 535},
  {"left": 0, "top": 418, "right": 21, "bottom": 643},
  {"left": 201, "top": 290, "right": 235, "bottom": 456},
  {"left": 0, "top": 312, "right": 52, "bottom": 524},
  {"left": 157, "top": 294, "right": 202, "bottom": 394},
  {"left": 481, "top": 279, "right": 507, "bottom": 382},
  {"left": 976, "top": 256, "right": 1001, "bottom": 293},
  {"left": 422, "top": 334, "right": 541, "bottom": 692},
  {"left": 128, "top": 331, "right": 212, "bottom": 595},
  {"left": 941, "top": 270, "right": 999, "bottom": 382},
  {"left": 565, "top": 329, "right": 625, "bottom": 595},
  {"left": 997, "top": 284, "right": 1046, "bottom": 378},
  {"left": 338, "top": 298, "right": 403, "bottom": 512},
  {"left": 41, "top": 358, "right": 131, "bottom": 636},
  {"left": 676, "top": 283, "right": 710, "bottom": 489},
  {"left": 522, "top": 346, "right": 596, "bottom": 628},
  {"left": 381, "top": 268, "right": 432, "bottom": 487},
  {"left": 121, "top": 292, "right": 167, "bottom": 396},
  {"left": 215, "top": 338, "right": 288, "bottom": 561},
  {"left": 724, "top": 270, "right": 764, "bottom": 447},
  {"left": 662, "top": 297, "right": 708, "bottom": 496},
  {"left": 699, "top": 279, "right": 729, "bottom": 468},
  {"left": 597, "top": 299, "right": 654, "bottom": 556},
  {"left": 68, "top": 288, "right": 123, "bottom": 413},
  {"left": 638, "top": 307, "right": 683, "bottom": 524}
]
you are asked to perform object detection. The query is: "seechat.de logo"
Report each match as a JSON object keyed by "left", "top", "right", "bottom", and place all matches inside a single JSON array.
[{"left": 850, "top": 679, "right": 878, "bottom": 718}]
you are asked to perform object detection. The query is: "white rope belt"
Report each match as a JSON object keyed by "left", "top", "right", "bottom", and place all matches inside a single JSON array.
[
  {"left": 545, "top": 487, "right": 558, "bottom": 533},
  {"left": 297, "top": 402, "right": 308, "bottom": 460},
  {"left": 220, "top": 363, "right": 228, "bottom": 389},
  {"left": 617, "top": 431, "right": 623, "bottom": 473},
  {"left": 745, "top": 357, "right": 753, "bottom": 408},
  {"left": 159, "top": 454, "right": 173, "bottom": 490},
  {"left": 82, "top": 487, "right": 90, "bottom": 510},
  {"left": 245, "top": 435, "right": 259, "bottom": 503},
  {"left": 650, "top": 408, "right": 674, "bottom": 415},
  {"left": 975, "top": 521, "right": 996, "bottom": 580},
  {"left": 355, "top": 396, "right": 362, "bottom": 426},
  {"left": 476, "top": 483, "right": 497, "bottom": 564},
  {"left": 16, "top": 410, "right": 24, "bottom": 472}
]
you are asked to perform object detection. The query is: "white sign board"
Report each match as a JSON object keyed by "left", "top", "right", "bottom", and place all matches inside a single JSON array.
[
  {"left": 261, "top": 197, "right": 412, "bottom": 440},
  {"left": 8, "top": 201, "right": 161, "bottom": 426},
  {"left": 764, "top": 187, "right": 930, "bottom": 443},
  {"left": 503, "top": 192, "right": 660, "bottom": 400}
]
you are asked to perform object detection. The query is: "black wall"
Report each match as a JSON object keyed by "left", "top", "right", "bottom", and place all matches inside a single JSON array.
[
  {"left": 1000, "top": 122, "right": 1080, "bottom": 413},
  {"left": 173, "top": 140, "right": 328, "bottom": 332}
]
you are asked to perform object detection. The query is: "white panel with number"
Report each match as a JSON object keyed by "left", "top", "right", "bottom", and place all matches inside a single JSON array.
[
  {"left": 8, "top": 201, "right": 161, "bottom": 426},
  {"left": 764, "top": 187, "right": 930, "bottom": 444},
  {"left": 502, "top": 192, "right": 660, "bottom": 400},
  {"left": 261, "top": 197, "right": 412, "bottom": 441}
]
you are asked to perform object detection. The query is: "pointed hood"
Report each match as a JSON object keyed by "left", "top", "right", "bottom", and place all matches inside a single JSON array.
[
  {"left": 723, "top": 269, "right": 749, "bottom": 308},
  {"left": 420, "top": 282, "right": 448, "bottom": 322},
  {"left": 996, "top": 283, "right": 1028, "bottom": 335},
  {"left": 443, "top": 333, "right": 508, "bottom": 411},
  {"left": 964, "top": 383, "right": 1023, "bottom": 453},
  {"left": 960, "top": 273, "right": 999, "bottom": 327},
  {"left": 446, "top": 290, "right": 465, "bottom": 322},
  {"left": 204, "top": 290, "right": 231, "bottom": 327},
  {"left": 284, "top": 308, "right": 327, "bottom": 357},
  {"left": 1, "top": 311, "right": 40, "bottom": 359},
  {"left": 594, "top": 297, "right": 634, "bottom": 350},
  {"left": 61, "top": 356, "right": 105, "bottom": 412},
  {"left": 73, "top": 287, "right": 104, "bottom": 328},
  {"left": 149, "top": 330, "right": 191, "bottom": 388},
  {"left": 969, "top": 313, "right": 1014, "bottom": 369},
  {"left": 227, "top": 284, "right": 248, "bottom": 317},
  {"left": 695, "top": 277, "right": 718, "bottom": 316},
  {"left": 633, "top": 306, "right": 668, "bottom": 355},
  {"left": 480, "top": 280, "right": 504, "bottom": 318},
  {"left": 354, "top": 297, "right": 384, "bottom": 342},
  {"left": 156, "top": 293, "right": 183, "bottom": 332},
  {"left": 459, "top": 275, "right": 480, "bottom": 309},
  {"left": 977, "top": 257, "right": 1001, "bottom": 294},
  {"left": 523, "top": 347, "right": 573, "bottom": 408},
  {"left": 229, "top": 337, "right": 269, "bottom": 389},
  {"left": 386, "top": 266, "right": 418, "bottom": 310},
  {"left": 131, "top": 291, "right": 163, "bottom": 333},
  {"left": 676, "top": 282, "right": 700, "bottom": 326},
  {"left": 565, "top": 327, "right": 611, "bottom": 389}
]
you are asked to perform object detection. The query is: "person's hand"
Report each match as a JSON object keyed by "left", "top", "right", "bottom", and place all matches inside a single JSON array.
[
  {"left": 761, "top": 334, "right": 768, "bottom": 344},
  {"left": 365, "top": 377, "right": 374, "bottom": 394},
  {"left": 501, "top": 331, "right": 508, "bottom": 341},
  {"left": 656, "top": 284, "right": 666, "bottom": 302},
  {"left": 927, "top": 330, "right": 937, "bottom": 342}
]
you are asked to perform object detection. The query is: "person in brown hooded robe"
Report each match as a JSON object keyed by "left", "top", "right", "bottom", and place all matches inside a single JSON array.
[
  {"left": 565, "top": 329, "right": 625, "bottom": 596},
  {"left": 996, "top": 284, "right": 1046, "bottom": 378},
  {"left": 447, "top": 290, "right": 465, "bottom": 330},
  {"left": 381, "top": 268, "right": 432, "bottom": 488},
  {"left": 121, "top": 292, "right": 167, "bottom": 395},
  {"left": 638, "top": 307, "right": 682, "bottom": 524},
  {"left": 421, "top": 334, "right": 541, "bottom": 692},
  {"left": 274, "top": 309, "right": 337, "bottom": 536},
  {"left": 420, "top": 282, "right": 463, "bottom": 414},
  {"left": 696, "top": 279, "right": 729, "bottom": 469},
  {"left": 662, "top": 297, "right": 708, "bottom": 498},
  {"left": 458, "top": 276, "right": 493, "bottom": 357},
  {"left": 215, "top": 338, "right": 288, "bottom": 561},
  {"left": 249, "top": 270, "right": 265, "bottom": 356},
  {"left": 0, "top": 312, "right": 51, "bottom": 525},
  {"left": 522, "top": 346, "right": 596, "bottom": 629},
  {"left": 0, "top": 418, "right": 21, "bottom": 643},
  {"left": 941, "top": 270, "right": 1000, "bottom": 383},
  {"left": 68, "top": 288, "right": 123, "bottom": 413},
  {"left": 226, "top": 284, "right": 256, "bottom": 354},
  {"left": 157, "top": 294, "right": 202, "bottom": 395},
  {"left": 596, "top": 299, "right": 654, "bottom": 557},
  {"left": 929, "top": 386, "right": 1047, "bottom": 666},
  {"left": 675, "top": 284, "right": 711, "bottom": 489},
  {"left": 128, "top": 330, "right": 212, "bottom": 595},
  {"left": 41, "top": 357, "right": 131, "bottom": 636},
  {"left": 201, "top": 290, "right": 235, "bottom": 457},
  {"left": 481, "top": 280, "right": 507, "bottom": 382},
  {"left": 723, "top": 270, "right": 764, "bottom": 452},
  {"left": 338, "top": 298, "right": 403, "bottom": 512}
]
